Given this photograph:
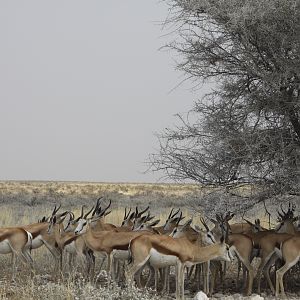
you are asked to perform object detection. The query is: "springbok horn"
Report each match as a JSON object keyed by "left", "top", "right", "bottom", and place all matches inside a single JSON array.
[
  {"left": 74, "top": 207, "right": 84, "bottom": 222},
  {"left": 288, "top": 202, "right": 295, "bottom": 214},
  {"left": 92, "top": 197, "right": 103, "bottom": 216},
  {"left": 168, "top": 208, "right": 174, "bottom": 219},
  {"left": 84, "top": 206, "right": 94, "bottom": 219},
  {"left": 171, "top": 208, "right": 180, "bottom": 218},
  {"left": 141, "top": 215, "right": 147, "bottom": 224},
  {"left": 80, "top": 205, "right": 85, "bottom": 219},
  {"left": 51, "top": 205, "right": 57, "bottom": 216},
  {"left": 54, "top": 204, "right": 61, "bottom": 215},
  {"left": 175, "top": 212, "right": 183, "bottom": 226},
  {"left": 144, "top": 211, "right": 155, "bottom": 222},
  {"left": 124, "top": 207, "right": 127, "bottom": 219},
  {"left": 105, "top": 199, "right": 112, "bottom": 212},
  {"left": 92, "top": 207, "right": 98, "bottom": 217},
  {"left": 99, "top": 200, "right": 111, "bottom": 217},
  {"left": 200, "top": 217, "right": 210, "bottom": 232},
  {"left": 277, "top": 210, "right": 284, "bottom": 219},
  {"left": 139, "top": 206, "right": 150, "bottom": 217},
  {"left": 280, "top": 203, "right": 286, "bottom": 215},
  {"left": 135, "top": 206, "right": 139, "bottom": 218}
]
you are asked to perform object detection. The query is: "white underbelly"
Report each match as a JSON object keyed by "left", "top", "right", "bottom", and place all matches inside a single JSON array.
[
  {"left": 64, "top": 242, "right": 76, "bottom": 254},
  {"left": 31, "top": 235, "right": 44, "bottom": 249},
  {"left": 149, "top": 248, "right": 178, "bottom": 268},
  {"left": 112, "top": 249, "right": 129, "bottom": 260},
  {"left": 0, "top": 240, "right": 12, "bottom": 254}
]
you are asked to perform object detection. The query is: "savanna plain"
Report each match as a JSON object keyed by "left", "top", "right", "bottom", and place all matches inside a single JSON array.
[{"left": 0, "top": 181, "right": 299, "bottom": 300}]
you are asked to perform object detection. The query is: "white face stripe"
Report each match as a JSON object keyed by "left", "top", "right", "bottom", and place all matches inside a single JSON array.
[{"left": 74, "top": 219, "right": 87, "bottom": 234}]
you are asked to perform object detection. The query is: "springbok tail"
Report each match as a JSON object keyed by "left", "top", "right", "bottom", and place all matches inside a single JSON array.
[{"left": 25, "top": 231, "right": 33, "bottom": 252}]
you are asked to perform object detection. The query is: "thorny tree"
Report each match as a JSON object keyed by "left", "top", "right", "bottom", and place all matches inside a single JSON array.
[{"left": 150, "top": 0, "right": 300, "bottom": 203}]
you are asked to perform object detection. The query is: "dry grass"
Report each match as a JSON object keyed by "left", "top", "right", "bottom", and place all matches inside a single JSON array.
[
  {"left": 0, "top": 181, "right": 299, "bottom": 299},
  {"left": 0, "top": 205, "right": 165, "bottom": 300}
]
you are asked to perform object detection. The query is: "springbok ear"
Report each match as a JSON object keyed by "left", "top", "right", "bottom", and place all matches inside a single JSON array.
[
  {"left": 146, "top": 216, "right": 155, "bottom": 222},
  {"left": 57, "top": 215, "right": 67, "bottom": 224},
  {"left": 183, "top": 218, "right": 193, "bottom": 228},
  {"left": 90, "top": 215, "right": 102, "bottom": 223},
  {"left": 104, "top": 210, "right": 111, "bottom": 217},
  {"left": 129, "top": 212, "right": 135, "bottom": 220},
  {"left": 227, "top": 213, "right": 235, "bottom": 221},
  {"left": 209, "top": 218, "right": 218, "bottom": 225},
  {"left": 59, "top": 211, "right": 69, "bottom": 218},
  {"left": 149, "top": 219, "right": 160, "bottom": 227},
  {"left": 194, "top": 225, "right": 202, "bottom": 233}
]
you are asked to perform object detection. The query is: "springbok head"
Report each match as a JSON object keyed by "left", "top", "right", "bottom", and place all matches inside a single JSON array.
[
  {"left": 74, "top": 212, "right": 102, "bottom": 235},
  {"left": 132, "top": 211, "right": 155, "bottom": 231},
  {"left": 47, "top": 210, "right": 69, "bottom": 234},
  {"left": 276, "top": 202, "right": 298, "bottom": 233},
  {"left": 217, "top": 235, "right": 232, "bottom": 262},
  {"left": 202, "top": 211, "right": 234, "bottom": 244},
  {"left": 170, "top": 218, "right": 193, "bottom": 238},
  {"left": 163, "top": 208, "right": 183, "bottom": 231},
  {"left": 133, "top": 218, "right": 160, "bottom": 233},
  {"left": 67, "top": 205, "right": 95, "bottom": 234}
]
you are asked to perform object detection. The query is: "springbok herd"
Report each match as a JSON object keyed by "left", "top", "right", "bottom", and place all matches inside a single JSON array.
[{"left": 1, "top": 198, "right": 300, "bottom": 299}]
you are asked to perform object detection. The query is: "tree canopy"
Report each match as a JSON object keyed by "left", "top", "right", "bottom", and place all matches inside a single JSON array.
[{"left": 150, "top": 0, "right": 300, "bottom": 199}]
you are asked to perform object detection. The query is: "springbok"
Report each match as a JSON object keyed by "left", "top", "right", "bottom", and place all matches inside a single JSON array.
[
  {"left": 48, "top": 208, "right": 96, "bottom": 275},
  {"left": 120, "top": 206, "right": 150, "bottom": 229},
  {"left": 21, "top": 205, "right": 65, "bottom": 271},
  {"left": 275, "top": 235, "right": 300, "bottom": 297},
  {"left": 154, "top": 208, "right": 182, "bottom": 234},
  {"left": 252, "top": 203, "right": 300, "bottom": 294},
  {"left": 208, "top": 213, "right": 255, "bottom": 296},
  {"left": 126, "top": 233, "right": 231, "bottom": 300},
  {"left": 73, "top": 214, "right": 154, "bottom": 278},
  {"left": 170, "top": 218, "right": 214, "bottom": 295},
  {"left": 0, "top": 225, "right": 33, "bottom": 279}
]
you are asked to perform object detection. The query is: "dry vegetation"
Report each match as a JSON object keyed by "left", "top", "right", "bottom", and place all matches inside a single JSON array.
[
  {"left": 0, "top": 181, "right": 299, "bottom": 299},
  {"left": 0, "top": 181, "right": 200, "bottom": 212}
]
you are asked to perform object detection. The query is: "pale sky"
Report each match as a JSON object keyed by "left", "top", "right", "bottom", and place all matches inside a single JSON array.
[{"left": 0, "top": 0, "right": 203, "bottom": 183}]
